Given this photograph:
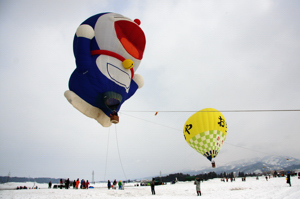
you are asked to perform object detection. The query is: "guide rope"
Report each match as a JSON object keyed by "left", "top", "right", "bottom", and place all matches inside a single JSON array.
[
  {"left": 115, "top": 125, "right": 127, "bottom": 180},
  {"left": 121, "top": 109, "right": 300, "bottom": 113},
  {"left": 120, "top": 112, "right": 297, "bottom": 159},
  {"left": 103, "top": 127, "right": 110, "bottom": 181}
]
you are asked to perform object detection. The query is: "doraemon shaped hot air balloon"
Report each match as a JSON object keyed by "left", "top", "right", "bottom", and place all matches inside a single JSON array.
[
  {"left": 64, "top": 13, "right": 146, "bottom": 127},
  {"left": 183, "top": 108, "right": 227, "bottom": 167}
]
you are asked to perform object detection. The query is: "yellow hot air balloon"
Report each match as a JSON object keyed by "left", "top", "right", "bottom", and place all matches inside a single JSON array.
[{"left": 183, "top": 108, "right": 227, "bottom": 164}]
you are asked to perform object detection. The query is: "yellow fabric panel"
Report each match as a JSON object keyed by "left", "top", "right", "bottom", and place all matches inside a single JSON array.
[{"left": 183, "top": 108, "right": 227, "bottom": 143}]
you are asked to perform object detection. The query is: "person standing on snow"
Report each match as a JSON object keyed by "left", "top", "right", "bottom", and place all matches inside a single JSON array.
[
  {"left": 82, "top": 179, "right": 86, "bottom": 189},
  {"left": 113, "top": 179, "right": 117, "bottom": 189},
  {"left": 107, "top": 180, "right": 111, "bottom": 189},
  {"left": 65, "top": 178, "right": 70, "bottom": 189},
  {"left": 86, "top": 180, "right": 90, "bottom": 189},
  {"left": 150, "top": 178, "right": 155, "bottom": 195},
  {"left": 287, "top": 172, "right": 291, "bottom": 186},
  {"left": 73, "top": 180, "right": 76, "bottom": 189},
  {"left": 194, "top": 177, "right": 201, "bottom": 196},
  {"left": 59, "top": 179, "right": 63, "bottom": 189},
  {"left": 76, "top": 178, "right": 80, "bottom": 189},
  {"left": 118, "top": 180, "right": 123, "bottom": 190}
]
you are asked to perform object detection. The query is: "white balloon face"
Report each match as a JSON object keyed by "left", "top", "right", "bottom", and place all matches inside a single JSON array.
[
  {"left": 96, "top": 55, "right": 132, "bottom": 93},
  {"left": 94, "top": 13, "right": 145, "bottom": 72}
]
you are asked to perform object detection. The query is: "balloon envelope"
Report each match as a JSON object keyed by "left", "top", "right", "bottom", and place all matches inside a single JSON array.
[
  {"left": 65, "top": 12, "right": 146, "bottom": 127},
  {"left": 183, "top": 108, "right": 227, "bottom": 161}
]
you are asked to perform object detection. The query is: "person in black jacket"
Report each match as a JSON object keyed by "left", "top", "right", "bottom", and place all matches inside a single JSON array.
[
  {"left": 73, "top": 180, "right": 76, "bottom": 189},
  {"left": 150, "top": 178, "right": 155, "bottom": 195},
  {"left": 65, "top": 178, "right": 70, "bottom": 189},
  {"left": 286, "top": 173, "right": 291, "bottom": 186}
]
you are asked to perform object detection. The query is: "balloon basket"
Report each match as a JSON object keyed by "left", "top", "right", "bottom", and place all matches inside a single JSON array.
[
  {"left": 110, "top": 115, "right": 119, "bottom": 124},
  {"left": 211, "top": 161, "right": 216, "bottom": 168}
]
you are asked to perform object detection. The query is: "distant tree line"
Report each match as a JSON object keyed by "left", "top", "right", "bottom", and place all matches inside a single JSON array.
[
  {"left": 0, "top": 176, "right": 60, "bottom": 184},
  {"left": 2, "top": 168, "right": 299, "bottom": 184},
  {"left": 155, "top": 169, "right": 300, "bottom": 183},
  {"left": 154, "top": 171, "right": 264, "bottom": 182}
]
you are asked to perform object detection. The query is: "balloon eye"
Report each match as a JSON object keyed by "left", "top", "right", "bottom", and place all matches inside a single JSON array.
[{"left": 134, "top": 19, "right": 141, "bottom": 25}]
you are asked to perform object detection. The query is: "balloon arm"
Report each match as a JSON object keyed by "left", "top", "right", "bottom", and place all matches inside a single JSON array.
[
  {"left": 132, "top": 74, "right": 144, "bottom": 89},
  {"left": 74, "top": 37, "right": 93, "bottom": 73},
  {"left": 76, "top": 24, "right": 95, "bottom": 39}
]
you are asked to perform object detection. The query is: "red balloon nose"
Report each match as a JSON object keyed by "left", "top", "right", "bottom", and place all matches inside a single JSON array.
[{"left": 134, "top": 19, "right": 141, "bottom": 25}]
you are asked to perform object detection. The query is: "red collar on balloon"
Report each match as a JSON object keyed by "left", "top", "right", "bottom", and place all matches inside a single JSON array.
[{"left": 91, "top": 50, "right": 134, "bottom": 79}]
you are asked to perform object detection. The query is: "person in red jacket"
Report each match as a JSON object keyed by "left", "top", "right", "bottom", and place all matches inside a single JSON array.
[
  {"left": 76, "top": 179, "right": 80, "bottom": 189},
  {"left": 86, "top": 180, "right": 90, "bottom": 189}
]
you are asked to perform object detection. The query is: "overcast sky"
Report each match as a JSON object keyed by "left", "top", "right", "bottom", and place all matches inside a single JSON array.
[{"left": 1, "top": 0, "right": 300, "bottom": 182}]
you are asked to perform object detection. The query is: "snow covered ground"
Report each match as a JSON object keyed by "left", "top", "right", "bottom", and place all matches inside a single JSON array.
[{"left": 0, "top": 176, "right": 299, "bottom": 199}]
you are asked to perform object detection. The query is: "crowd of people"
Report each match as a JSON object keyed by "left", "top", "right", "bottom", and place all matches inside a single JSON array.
[
  {"left": 107, "top": 179, "right": 124, "bottom": 190},
  {"left": 16, "top": 185, "right": 38, "bottom": 189},
  {"left": 48, "top": 178, "right": 90, "bottom": 189},
  {"left": 45, "top": 173, "right": 296, "bottom": 196},
  {"left": 48, "top": 177, "right": 157, "bottom": 194},
  {"left": 220, "top": 177, "right": 236, "bottom": 182},
  {"left": 106, "top": 178, "right": 156, "bottom": 194},
  {"left": 48, "top": 178, "right": 126, "bottom": 190}
]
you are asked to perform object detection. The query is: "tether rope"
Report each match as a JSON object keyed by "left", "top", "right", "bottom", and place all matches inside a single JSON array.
[
  {"left": 115, "top": 125, "right": 127, "bottom": 180},
  {"left": 103, "top": 127, "right": 110, "bottom": 181},
  {"left": 121, "top": 109, "right": 300, "bottom": 113},
  {"left": 119, "top": 112, "right": 296, "bottom": 159}
]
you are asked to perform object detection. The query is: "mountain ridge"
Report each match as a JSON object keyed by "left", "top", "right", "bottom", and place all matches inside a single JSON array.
[
  {"left": 181, "top": 155, "right": 300, "bottom": 175},
  {"left": 2, "top": 156, "right": 300, "bottom": 183}
]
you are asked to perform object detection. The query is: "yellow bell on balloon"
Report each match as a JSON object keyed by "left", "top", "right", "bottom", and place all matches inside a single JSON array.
[
  {"left": 122, "top": 59, "right": 134, "bottom": 69},
  {"left": 183, "top": 108, "right": 227, "bottom": 162}
]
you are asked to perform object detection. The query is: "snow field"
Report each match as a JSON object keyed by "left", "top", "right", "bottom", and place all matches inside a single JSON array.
[{"left": 0, "top": 176, "right": 299, "bottom": 199}]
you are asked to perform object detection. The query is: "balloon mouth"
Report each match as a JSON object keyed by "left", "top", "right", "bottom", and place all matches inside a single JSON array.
[
  {"left": 204, "top": 150, "right": 218, "bottom": 161},
  {"left": 115, "top": 20, "right": 146, "bottom": 60},
  {"left": 206, "top": 156, "right": 212, "bottom": 161},
  {"left": 103, "top": 92, "right": 122, "bottom": 112},
  {"left": 106, "top": 98, "right": 120, "bottom": 110}
]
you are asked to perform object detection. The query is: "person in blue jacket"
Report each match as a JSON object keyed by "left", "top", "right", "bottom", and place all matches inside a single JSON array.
[{"left": 107, "top": 180, "right": 111, "bottom": 189}]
